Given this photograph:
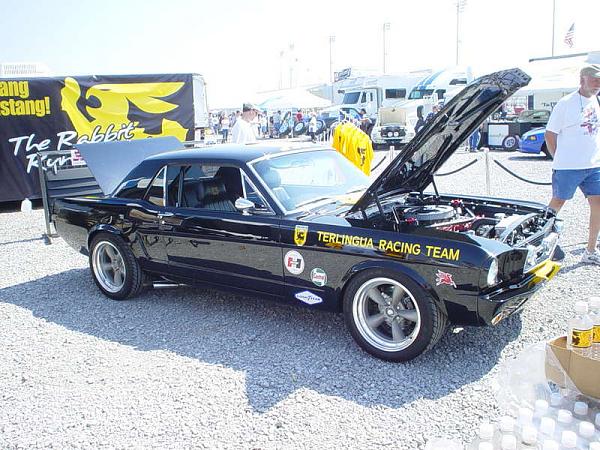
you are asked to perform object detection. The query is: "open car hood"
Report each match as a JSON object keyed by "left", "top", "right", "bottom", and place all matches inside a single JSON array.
[
  {"left": 75, "top": 136, "right": 184, "bottom": 195},
  {"left": 349, "top": 68, "right": 531, "bottom": 214}
]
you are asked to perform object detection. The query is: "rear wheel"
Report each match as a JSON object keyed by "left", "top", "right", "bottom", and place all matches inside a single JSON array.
[
  {"left": 343, "top": 269, "right": 447, "bottom": 361},
  {"left": 89, "top": 233, "right": 146, "bottom": 300},
  {"left": 502, "top": 135, "right": 518, "bottom": 151}
]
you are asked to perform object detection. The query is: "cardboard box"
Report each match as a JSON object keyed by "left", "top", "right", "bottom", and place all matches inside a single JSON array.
[{"left": 545, "top": 336, "right": 600, "bottom": 400}]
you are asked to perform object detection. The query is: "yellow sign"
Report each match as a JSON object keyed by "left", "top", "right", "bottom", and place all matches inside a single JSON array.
[
  {"left": 60, "top": 77, "right": 188, "bottom": 141},
  {"left": 294, "top": 225, "right": 308, "bottom": 246}
]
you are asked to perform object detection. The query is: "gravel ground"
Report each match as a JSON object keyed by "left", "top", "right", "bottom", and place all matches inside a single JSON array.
[{"left": 0, "top": 147, "right": 598, "bottom": 449}]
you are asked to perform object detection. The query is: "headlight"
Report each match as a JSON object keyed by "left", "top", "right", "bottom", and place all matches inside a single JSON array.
[
  {"left": 525, "top": 245, "right": 537, "bottom": 270},
  {"left": 387, "top": 131, "right": 393, "bottom": 137},
  {"left": 487, "top": 258, "right": 499, "bottom": 286},
  {"left": 394, "top": 131, "right": 400, "bottom": 137},
  {"left": 528, "top": 135, "right": 537, "bottom": 141}
]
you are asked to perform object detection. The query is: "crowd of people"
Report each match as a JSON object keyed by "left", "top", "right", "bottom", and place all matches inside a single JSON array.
[{"left": 208, "top": 107, "right": 324, "bottom": 144}]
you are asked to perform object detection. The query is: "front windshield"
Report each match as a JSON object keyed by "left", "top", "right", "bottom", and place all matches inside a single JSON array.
[{"left": 252, "top": 149, "right": 369, "bottom": 212}]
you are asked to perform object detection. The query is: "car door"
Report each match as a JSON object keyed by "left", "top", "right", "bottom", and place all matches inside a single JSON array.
[
  {"left": 161, "top": 163, "right": 284, "bottom": 296},
  {"left": 127, "top": 164, "right": 180, "bottom": 270}
]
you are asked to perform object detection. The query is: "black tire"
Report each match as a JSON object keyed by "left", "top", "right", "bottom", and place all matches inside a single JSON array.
[
  {"left": 278, "top": 122, "right": 290, "bottom": 137},
  {"left": 343, "top": 269, "right": 447, "bottom": 362},
  {"left": 89, "top": 232, "right": 146, "bottom": 300},
  {"left": 315, "top": 120, "right": 325, "bottom": 134},
  {"left": 502, "top": 135, "right": 518, "bottom": 151},
  {"left": 541, "top": 144, "right": 553, "bottom": 160},
  {"left": 294, "top": 121, "right": 306, "bottom": 135}
]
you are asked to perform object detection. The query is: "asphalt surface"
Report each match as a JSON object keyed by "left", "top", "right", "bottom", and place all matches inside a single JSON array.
[{"left": 0, "top": 148, "right": 597, "bottom": 449}]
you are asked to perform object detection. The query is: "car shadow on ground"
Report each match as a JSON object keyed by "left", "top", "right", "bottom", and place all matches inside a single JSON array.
[{"left": 0, "top": 269, "right": 523, "bottom": 413}]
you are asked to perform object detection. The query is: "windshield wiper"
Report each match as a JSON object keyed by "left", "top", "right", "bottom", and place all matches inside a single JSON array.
[{"left": 345, "top": 186, "right": 367, "bottom": 194}]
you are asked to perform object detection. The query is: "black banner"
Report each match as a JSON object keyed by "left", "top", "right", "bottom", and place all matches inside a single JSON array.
[{"left": 0, "top": 73, "right": 196, "bottom": 202}]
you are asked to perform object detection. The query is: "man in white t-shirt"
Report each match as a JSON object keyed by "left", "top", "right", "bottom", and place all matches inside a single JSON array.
[
  {"left": 545, "top": 63, "right": 600, "bottom": 265},
  {"left": 230, "top": 103, "right": 259, "bottom": 144}
]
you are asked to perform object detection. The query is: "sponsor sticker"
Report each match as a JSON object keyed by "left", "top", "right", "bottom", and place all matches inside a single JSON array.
[
  {"left": 310, "top": 268, "right": 327, "bottom": 287},
  {"left": 435, "top": 270, "right": 456, "bottom": 288},
  {"left": 294, "top": 225, "right": 308, "bottom": 246},
  {"left": 284, "top": 250, "right": 304, "bottom": 275},
  {"left": 294, "top": 290, "right": 323, "bottom": 305}
]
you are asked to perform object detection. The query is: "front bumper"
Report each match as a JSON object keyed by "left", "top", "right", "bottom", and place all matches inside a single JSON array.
[{"left": 477, "top": 259, "right": 560, "bottom": 326}]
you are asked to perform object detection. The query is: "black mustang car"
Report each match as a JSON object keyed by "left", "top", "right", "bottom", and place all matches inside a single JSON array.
[{"left": 52, "top": 68, "right": 560, "bottom": 362}]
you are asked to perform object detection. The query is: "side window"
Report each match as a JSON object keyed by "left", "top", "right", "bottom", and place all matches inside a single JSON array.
[
  {"left": 360, "top": 92, "right": 367, "bottom": 103},
  {"left": 179, "top": 164, "right": 243, "bottom": 212},
  {"left": 166, "top": 166, "right": 183, "bottom": 207},
  {"left": 385, "top": 88, "right": 406, "bottom": 99},
  {"left": 145, "top": 167, "right": 166, "bottom": 207}
]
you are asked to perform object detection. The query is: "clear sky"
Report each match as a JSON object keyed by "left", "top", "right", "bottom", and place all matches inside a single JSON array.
[{"left": 1, "top": 0, "right": 598, "bottom": 108}]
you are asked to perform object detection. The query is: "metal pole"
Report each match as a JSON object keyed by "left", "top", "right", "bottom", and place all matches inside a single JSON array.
[
  {"left": 329, "top": 36, "right": 335, "bottom": 102},
  {"left": 551, "top": 0, "right": 556, "bottom": 56},
  {"left": 383, "top": 23, "right": 390, "bottom": 74},
  {"left": 456, "top": 2, "right": 460, "bottom": 65},
  {"left": 484, "top": 147, "right": 491, "bottom": 196}
]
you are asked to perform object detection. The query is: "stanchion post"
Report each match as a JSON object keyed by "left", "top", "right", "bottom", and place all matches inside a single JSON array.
[
  {"left": 484, "top": 147, "right": 491, "bottom": 196},
  {"left": 388, "top": 145, "right": 395, "bottom": 163}
]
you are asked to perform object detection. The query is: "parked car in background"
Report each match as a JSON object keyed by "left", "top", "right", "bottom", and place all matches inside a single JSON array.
[
  {"left": 518, "top": 127, "right": 552, "bottom": 159},
  {"left": 370, "top": 105, "right": 414, "bottom": 149}
]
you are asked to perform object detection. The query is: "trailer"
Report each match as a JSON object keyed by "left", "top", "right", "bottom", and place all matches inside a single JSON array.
[{"left": 0, "top": 73, "right": 209, "bottom": 203}]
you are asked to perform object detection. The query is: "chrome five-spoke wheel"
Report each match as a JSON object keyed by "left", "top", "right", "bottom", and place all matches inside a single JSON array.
[
  {"left": 92, "top": 241, "right": 127, "bottom": 293},
  {"left": 352, "top": 277, "right": 421, "bottom": 352},
  {"left": 343, "top": 269, "right": 447, "bottom": 361}
]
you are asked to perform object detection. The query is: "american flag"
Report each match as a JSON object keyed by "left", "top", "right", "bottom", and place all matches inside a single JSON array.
[{"left": 564, "top": 23, "right": 575, "bottom": 48}]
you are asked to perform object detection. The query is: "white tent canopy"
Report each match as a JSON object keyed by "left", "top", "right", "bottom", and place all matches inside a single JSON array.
[{"left": 257, "top": 88, "right": 331, "bottom": 111}]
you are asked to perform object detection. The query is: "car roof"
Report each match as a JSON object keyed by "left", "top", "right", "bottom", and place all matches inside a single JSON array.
[{"left": 147, "top": 142, "right": 332, "bottom": 164}]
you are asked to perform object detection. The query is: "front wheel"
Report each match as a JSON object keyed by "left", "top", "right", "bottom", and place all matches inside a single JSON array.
[
  {"left": 502, "top": 135, "right": 518, "bottom": 151},
  {"left": 89, "top": 233, "right": 146, "bottom": 300},
  {"left": 343, "top": 269, "right": 447, "bottom": 361}
]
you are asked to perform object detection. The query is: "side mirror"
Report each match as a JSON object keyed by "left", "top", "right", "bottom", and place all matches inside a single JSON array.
[{"left": 235, "top": 198, "right": 255, "bottom": 212}]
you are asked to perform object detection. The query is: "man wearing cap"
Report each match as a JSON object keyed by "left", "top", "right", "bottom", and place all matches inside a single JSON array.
[
  {"left": 230, "top": 103, "right": 259, "bottom": 144},
  {"left": 545, "top": 63, "right": 600, "bottom": 265}
]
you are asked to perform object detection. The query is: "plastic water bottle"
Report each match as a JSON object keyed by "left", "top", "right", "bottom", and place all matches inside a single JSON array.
[
  {"left": 578, "top": 421, "right": 597, "bottom": 447},
  {"left": 534, "top": 399, "right": 549, "bottom": 425},
  {"left": 541, "top": 438, "right": 559, "bottom": 450},
  {"left": 573, "top": 401, "right": 589, "bottom": 421},
  {"left": 560, "top": 430, "right": 578, "bottom": 449},
  {"left": 495, "top": 416, "right": 516, "bottom": 448},
  {"left": 590, "top": 297, "right": 600, "bottom": 359},
  {"left": 568, "top": 302, "right": 593, "bottom": 357},
  {"left": 539, "top": 417, "right": 556, "bottom": 441},
  {"left": 501, "top": 434, "right": 517, "bottom": 450},
  {"left": 20, "top": 198, "right": 32, "bottom": 213},
  {"left": 469, "top": 422, "right": 494, "bottom": 449},
  {"left": 548, "top": 393, "right": 563, "bottom": 419},
  {"left": 518, "top": 407, "right": 534, "bottom": 432},
  {"left": 556, "top": 410, "right": 574, "bottom": 440},
  {"left": 519, "top": 425, "right": 539, "bottom": 448}
]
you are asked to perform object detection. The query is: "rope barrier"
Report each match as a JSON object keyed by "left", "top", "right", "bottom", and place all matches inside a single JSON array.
[
  {"left": 492, "top": 159, "right": 552, "bottom": 186},
  {"left": 371, "top": 155, "right": 387, "bottom": 171},
  {"left": 435, "top": 159, "right": 478, "bottom": 176}
]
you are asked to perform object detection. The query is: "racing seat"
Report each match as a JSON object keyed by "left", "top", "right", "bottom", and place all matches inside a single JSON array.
[
  {"left": 261, "top": 168, "right": 292, "bottom": 210},
  {"left": 197, "top": 178, "right": 237, "bottom": 212}
]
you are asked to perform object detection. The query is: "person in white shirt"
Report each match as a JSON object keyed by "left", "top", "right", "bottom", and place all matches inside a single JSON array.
[
  {"left": 230, "top": 103, "right": 259, "bottom": 144},
  {"left": 545, "top": 62, "right": 600, "bottom": 265}
]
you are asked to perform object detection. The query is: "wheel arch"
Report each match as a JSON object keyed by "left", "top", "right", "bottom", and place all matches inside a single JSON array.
[
  {"left": 87, "top": 224, "right": 124, "bottom": 251},
  {"left": 338, "top": 260, "right": 448, "bottom": 316}
]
